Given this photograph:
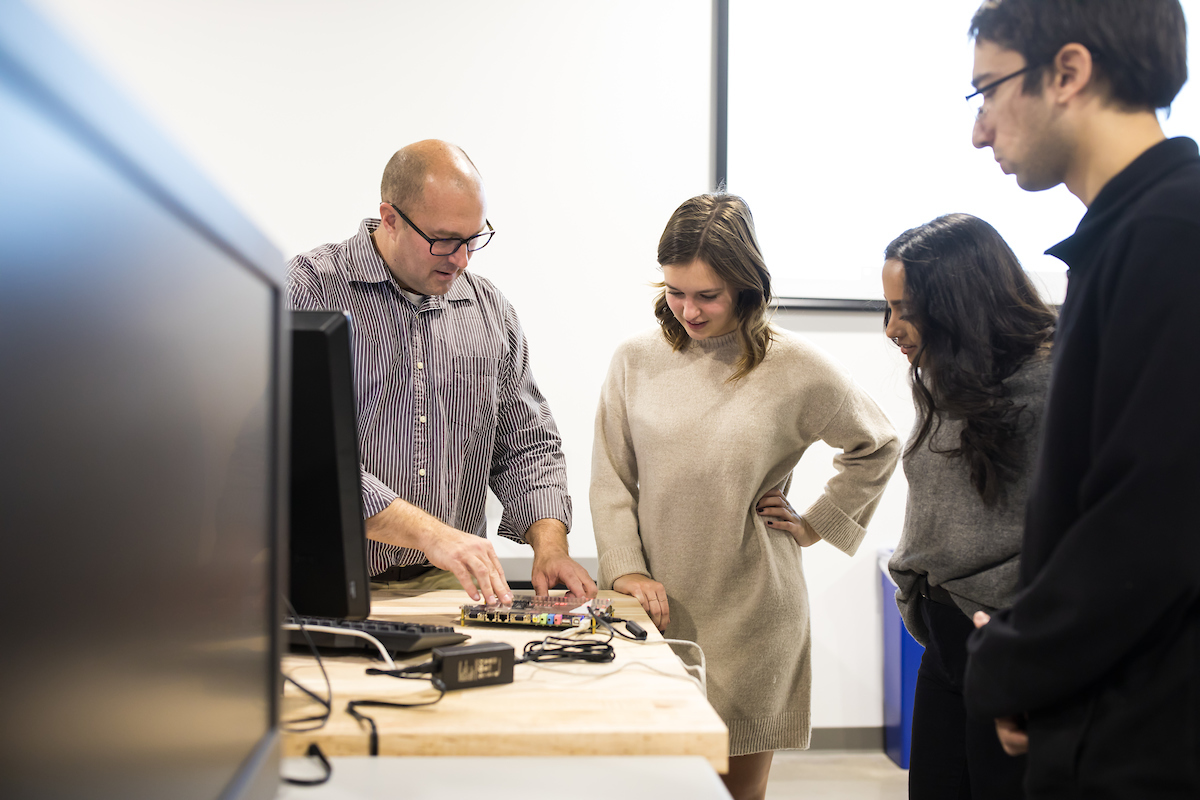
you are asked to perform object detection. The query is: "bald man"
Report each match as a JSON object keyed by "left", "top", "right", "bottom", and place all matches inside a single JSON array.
[{"left": 288, "top": 140, "right": 595, "bottom": 601}]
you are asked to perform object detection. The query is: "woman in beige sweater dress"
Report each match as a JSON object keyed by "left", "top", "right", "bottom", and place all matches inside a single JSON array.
[{"left": 590, "top": 193, "right": 899, "bottom": 800}]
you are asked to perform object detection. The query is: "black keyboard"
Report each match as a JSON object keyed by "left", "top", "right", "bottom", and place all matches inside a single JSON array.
[{"left": 285, "top": 614, "right": 470, "bottom": 655}]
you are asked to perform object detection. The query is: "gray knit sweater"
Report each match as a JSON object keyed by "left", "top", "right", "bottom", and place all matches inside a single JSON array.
[
  {"left": 889, "top": 353, "right": 1053, "bottom": 646},
  {"left": 591, "top": 328, "right": 898, "bottom": 755}
]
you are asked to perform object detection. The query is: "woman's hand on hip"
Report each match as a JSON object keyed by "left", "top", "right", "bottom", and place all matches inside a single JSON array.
[
  {"left": 756, "top": 489, "right": 820, "bottom": 547},
  {"left": 611, "top": 573, "right": 670, "bottom": 631}
]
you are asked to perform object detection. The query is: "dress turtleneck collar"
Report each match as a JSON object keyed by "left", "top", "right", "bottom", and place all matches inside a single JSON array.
[{"left": 690, "top": 330, "right": 739, "bottom": 351}]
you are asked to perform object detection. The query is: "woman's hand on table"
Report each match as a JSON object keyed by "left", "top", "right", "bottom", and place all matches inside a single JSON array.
[
  {"left": 612, "top": 573, "right": 670, "bottom": 631},
  {"left": 756, "top": 489, "right": 820, "bottom": 547}
]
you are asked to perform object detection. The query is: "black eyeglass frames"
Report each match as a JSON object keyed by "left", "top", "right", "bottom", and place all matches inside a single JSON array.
[
  {"left": 388, "top": 202, "right": 495, "bottom": 256},
  {"left": 966, "top": 64, "right": 1042, "bottom": 120}
]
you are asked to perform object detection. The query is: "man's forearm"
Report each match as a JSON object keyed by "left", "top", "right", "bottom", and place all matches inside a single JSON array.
[
  {"left": 524, "top": 518, "right": 569, "bottom": 555},
  {"left": 365, "top": 498, "right": 453, "bottom": 554},
  {"left": 365, "top": 498, "right": 513, "bottom": 602}
]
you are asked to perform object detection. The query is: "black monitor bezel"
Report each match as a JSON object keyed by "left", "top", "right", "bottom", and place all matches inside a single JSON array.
[
  {"left": 0, "top": 3, "right": 287, "bottom": 799},
  {"left": 288, "top": 309, "right": 372, "bottom": 621}
]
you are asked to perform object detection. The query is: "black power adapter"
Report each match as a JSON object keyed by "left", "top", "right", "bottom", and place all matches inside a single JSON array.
[
  {"left": 431, "top": 642, "right": 514, "bottom": 690},
  {"left": 623, "top": 619, "right": 648, "bottom": 640}
]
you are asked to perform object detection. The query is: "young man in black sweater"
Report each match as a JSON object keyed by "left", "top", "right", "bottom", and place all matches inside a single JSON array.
[{"left": 962, "top": 1, "right": 1200, "bottom": 797}]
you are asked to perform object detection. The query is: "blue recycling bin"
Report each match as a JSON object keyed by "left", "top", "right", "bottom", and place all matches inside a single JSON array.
[{"left": 880, "top": 548, "right": 925, "bottom": 769}]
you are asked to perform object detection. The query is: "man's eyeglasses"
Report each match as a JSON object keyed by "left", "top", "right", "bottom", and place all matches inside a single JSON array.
[
  {"left": 388, "top": 202, "right": 495, "bottom": 256},
  {"left": 966, "top": 64, "right": 1042, "bottom": 120}
]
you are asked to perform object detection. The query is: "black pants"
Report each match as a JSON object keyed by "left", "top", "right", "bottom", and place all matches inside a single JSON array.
[{"left": 909, "top": 598, "right": 1027, "bottom": 799}]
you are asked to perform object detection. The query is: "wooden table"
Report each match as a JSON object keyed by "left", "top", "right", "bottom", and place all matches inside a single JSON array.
[{"left": 281, "top": 590, "right": 729, "bottom": 772}]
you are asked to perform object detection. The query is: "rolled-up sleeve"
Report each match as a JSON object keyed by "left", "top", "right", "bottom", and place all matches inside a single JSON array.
[{"left": 802, "top": 379, "right": 900, "bottom": 556}]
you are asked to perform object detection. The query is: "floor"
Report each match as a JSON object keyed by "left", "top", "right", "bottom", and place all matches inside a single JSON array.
[{"left": 765, "top": 751, "right": 908, "bottom": 799}]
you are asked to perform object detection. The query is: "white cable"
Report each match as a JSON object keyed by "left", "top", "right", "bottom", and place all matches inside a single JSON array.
[
  {"left": 563, "top": 617, "right": 597, "bottom": 637},
  {"left": 661, "top": 638, "right": 707, "bottom": 696},
  {"left": 518, "top": 653, "right": 706, "bottom": 694},
  {"left": 600, "top": 613, "right": 708, "bottom": 696},
  {"left": 517, "top": 630, "right": 708, "bottom": 697},
  {"left": 282, "top": 624, "right": 396, "bottom": 671}
]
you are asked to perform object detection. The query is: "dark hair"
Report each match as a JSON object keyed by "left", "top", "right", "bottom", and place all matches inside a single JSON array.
[
  {"left": 970, "top": 0, "right": 1187, "bottom": 112},
  {"left": 885, "top": 213, "right": 1056, "bottom": 506},
  {"left": 655, "top": 193, "right": 774, "bottom": 381}
]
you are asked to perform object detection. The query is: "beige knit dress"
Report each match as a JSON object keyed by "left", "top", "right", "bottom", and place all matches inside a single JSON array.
[{"left": 590, "top": 328, "right": 899, "bottom": 755}]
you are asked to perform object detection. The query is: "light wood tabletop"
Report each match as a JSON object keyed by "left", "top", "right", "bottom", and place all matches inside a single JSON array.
[{"left": 281, "top": 590, "right": 729, "bottom": 772}]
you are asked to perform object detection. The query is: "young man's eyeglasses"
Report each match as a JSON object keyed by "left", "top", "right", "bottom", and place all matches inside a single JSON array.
[
  {"left": 966, "top": 64, "right": 1042, "bottom": 120},
  {"left": 388, "top": 202, "right": 495, "bottom": 256}
]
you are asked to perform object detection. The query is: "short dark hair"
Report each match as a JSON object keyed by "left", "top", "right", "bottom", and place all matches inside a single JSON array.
[
  {"left": 970, "top": 0, "right": 1187, "bottom": 112},
  {"left": 655, "top": 193, "right": 774, "bottom": 381},
  {"left": 885, "top": 213, "right": 1057, "bottom": 506}
]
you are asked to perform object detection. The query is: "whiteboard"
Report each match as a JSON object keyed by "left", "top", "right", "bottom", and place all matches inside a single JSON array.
[{"left": 729, "top": 0, "right": 1200, "bottom": 303}]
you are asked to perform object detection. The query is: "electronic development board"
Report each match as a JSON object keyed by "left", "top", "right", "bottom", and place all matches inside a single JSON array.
[{"left": 460, "top": 594, "right": 613, "bottom": 631}]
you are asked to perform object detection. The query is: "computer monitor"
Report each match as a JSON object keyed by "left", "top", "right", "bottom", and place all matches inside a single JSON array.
[
  {"left": 289, "top": 309, "right": 371, "bottom": 620},
  {"left": 1, "top": 3, "right": 284, "bottom": 799}
]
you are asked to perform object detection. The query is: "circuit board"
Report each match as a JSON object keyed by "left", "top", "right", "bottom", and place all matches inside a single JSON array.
[{"left": 460, "top": 594, "right": 613, "bottom": 631}]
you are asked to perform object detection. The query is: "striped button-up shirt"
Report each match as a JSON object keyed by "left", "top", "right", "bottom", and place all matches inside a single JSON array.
[{"left": 287, "top": 219, "right": 572, "bottom": 575}]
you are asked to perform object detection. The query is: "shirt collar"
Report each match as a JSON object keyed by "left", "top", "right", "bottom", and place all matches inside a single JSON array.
[
  {"left": 1046, "top": 137, "right": 1200, "bottom": 269},
  {"left": 345, "top": 218, "right": 479, "bottom": 309},
  {"left": 345, "top": 218, "right": 394, "bottom": 284}
]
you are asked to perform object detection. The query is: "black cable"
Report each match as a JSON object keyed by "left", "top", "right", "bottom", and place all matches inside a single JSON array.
[
  {"left": 281, "top": 743, "right": 332, "bottom": 786},
  {"left": 591, "top": 607, "right": 649, "bottom": 641},
  {"left": 514, "top": 607, "right": 657, "bottom": 663},
  {"left": 278, "top": 598, "right": 334, "bottom": 784},
  {"left": 520, "top": 630, "right": 616, "bottom": 664},
  {"left": 283, "top": 674, "right": 332, "bottom": 728},
  {"left": 347, "top": 674, "right": 447, "bottom": 756},
  {"left": 281, "top": 596, "right": 333, "bottom": 732},
  {"left": 366, "top": 661, "right": 436, "bottom": 678}
]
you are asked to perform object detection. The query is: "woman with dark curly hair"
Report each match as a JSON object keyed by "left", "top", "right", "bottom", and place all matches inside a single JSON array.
[{"left": 883, "top": 213, "right": 1056, "bottom": 798}]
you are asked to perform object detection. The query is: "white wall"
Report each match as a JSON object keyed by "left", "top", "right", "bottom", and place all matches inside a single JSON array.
[
  {"left": 774, "top": 310, "right": 914, "bottom": 728},
  {"left": 729, "top": 0, "right": 1200, "bottom": 304},
  {"left": 32, "top": 0, "right": 917, "bottom": 729},
  {"left": 728, "top": 0, "right": 1078, "bottom": 303},
  {"left": 31, "top": 0, "right": 713, "bottom": 561}
]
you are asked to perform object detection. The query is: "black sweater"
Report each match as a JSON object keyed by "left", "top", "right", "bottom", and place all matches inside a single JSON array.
[{"left": 964, "top": 137, "right": 1200, "bottom": 719}]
